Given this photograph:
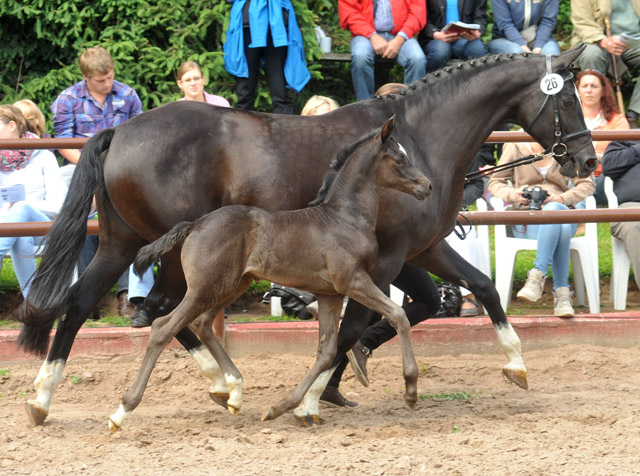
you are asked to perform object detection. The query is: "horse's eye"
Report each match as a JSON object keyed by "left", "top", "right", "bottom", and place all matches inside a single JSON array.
[
  {"left": 395, "top": 157, "right": 405, "bottom": 165},
  {"left": 562, "top": 99, "right": 574, "bottom": 107}
]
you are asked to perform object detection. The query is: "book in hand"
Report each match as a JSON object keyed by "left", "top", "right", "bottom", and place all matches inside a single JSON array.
[
  {"left": 441, "top": 21, "right": 481, "bottom": 34},
  {"left": 620, "top": 33, "right": 640, "bottom": 47},
  {"left": 0, "top": 184, "right": 26, "bottom": 204}
]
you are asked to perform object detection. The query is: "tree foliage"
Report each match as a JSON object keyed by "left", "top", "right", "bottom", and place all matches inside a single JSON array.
[{"left": 0, "top": 0, "right": 576, "bottom": 120}]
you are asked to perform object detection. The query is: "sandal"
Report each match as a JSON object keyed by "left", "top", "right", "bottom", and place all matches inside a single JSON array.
[{"left": 459, "top": 296, "right": 481, "bottom": 317}]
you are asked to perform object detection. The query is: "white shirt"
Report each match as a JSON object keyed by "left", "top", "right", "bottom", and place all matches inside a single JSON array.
[{"left": 0, "top": 149, "right": 68, "bottom": 219}]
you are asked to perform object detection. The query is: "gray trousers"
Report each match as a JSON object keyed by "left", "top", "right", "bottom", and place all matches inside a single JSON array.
[
  {"left": 610, "top": 202, "right": 640, "bottom": 289},
  {"left": 578, "top": 43, "right": 640, "bottom": 114}
]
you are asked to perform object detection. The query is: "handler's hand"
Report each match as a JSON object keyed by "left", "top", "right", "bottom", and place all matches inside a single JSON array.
[
  {"left": 382, "top": 35, "right": 405, "bottom": 59},
  {"left": 370, "top": 34, "right": 388, "bottom": 55},
  {"left": 600, "top": 35, "right": 628, "bottom": 56},
  {"left": 516, "top": 186, "right": 531, "bottom": 205},
  {"left": 545, "top": 193, "right": 564, "bottom": 204},
  {"left": 521, "top": 44, "right": 532, "bottom": 53}
]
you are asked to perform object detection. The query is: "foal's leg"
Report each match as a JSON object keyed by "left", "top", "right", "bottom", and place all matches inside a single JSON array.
[
  {"left": 414, "top": 242, "right": 528, "bottom": 389},
  {"left": 344, "top": 272, "right": 419, "bottom": 409},
  {"left": 140, "top": 251, "right": 231, "bottom": 408},
  {"left": 262, "top": 294, "right": 344, "bottom": 425},
  {"left": 108, "top": 292, "right": 210, "bottom": 432}
]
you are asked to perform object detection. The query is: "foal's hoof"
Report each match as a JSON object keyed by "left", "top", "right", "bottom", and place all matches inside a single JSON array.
[
  {"left": 293, "top": 413, "right": 321, "bottom": 428},
  {"left": 227, "top": 403, "right": 240, "bottom": 416},
  {"left": 25, "top": 401, "right": 47, "bottom": 427},
  {"left": 108, "top": 417, "right": 121, "bottom": 433},
  {"left": 502, "top": 368, "right": 529, "bottom": 390},
  {"left": 208, "top": 391, "right": 230, "bottom": 409},
  {"left": 261, "top": 407, "right": 277, "bottom": 422}
]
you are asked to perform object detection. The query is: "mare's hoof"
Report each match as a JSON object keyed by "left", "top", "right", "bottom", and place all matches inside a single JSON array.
[
  {"left": 25, "top": 401, "right": 47, "bottom": 427},
  {"left": 404, "top": 395, "right": 418, "bottom": 409},
  {"left": 208, "top": 391, "right": 230, "bottom": 409},
  {"left": 502, "top": 368, "right": 529, "bottom": 390},
  {"left": 227, "top": 404, "right": 240, "bottom": 416},
  {"left": 293, "top": 413, "right": 321, "bottom": 428}
]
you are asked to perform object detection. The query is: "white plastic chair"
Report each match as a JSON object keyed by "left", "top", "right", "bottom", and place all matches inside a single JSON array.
[
  {"left": 604, "top": 176, "right": 631, "bottom": 310},
  {"left": 490, "top": 195, "right": 600, "bottom": 314}
]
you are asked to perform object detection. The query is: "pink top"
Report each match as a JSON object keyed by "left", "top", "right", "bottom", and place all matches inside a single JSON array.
[{"left": 179, "top": 91, "right": 231, "bottom": 108}]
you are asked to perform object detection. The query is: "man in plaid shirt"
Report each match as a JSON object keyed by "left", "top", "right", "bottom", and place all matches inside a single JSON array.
[{"left": 51, "top": 46, "right": 143, "bottom": 169}]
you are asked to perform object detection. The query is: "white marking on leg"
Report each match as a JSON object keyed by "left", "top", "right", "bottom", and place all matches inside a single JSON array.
[
  {"left": 189, "top": 346, "right": 227, "bottom": 394},
  {"left": 293, "top": 368, "right": 333, "bottom": 418},
  {"left": 108, "top": 404, "right": 131, "bottom": 432},
  {"left": 27, "top": 359, "right": 65, "bottom": 413},
  {"left": 224, "top": 373, "right": 243, "bottom": 415},
  {"left": 496, "top": 324, "right": 526, "bottom": 371}
]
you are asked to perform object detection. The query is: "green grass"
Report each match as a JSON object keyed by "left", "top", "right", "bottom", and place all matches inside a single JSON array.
[
  {"left": 69, "top": 375, "right": 82, "bottom": 384},
  {"left": 0, "top": 368, "right": 9, "bottom": 376}
]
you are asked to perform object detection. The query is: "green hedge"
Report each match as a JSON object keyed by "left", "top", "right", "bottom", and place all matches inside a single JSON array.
[{"left": 0, "top": 0, "right": 574, "bottom": 118}]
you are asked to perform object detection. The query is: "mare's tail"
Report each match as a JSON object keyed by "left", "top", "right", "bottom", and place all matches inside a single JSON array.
[
  {"left": 134, "top": 221, "right": 195, "bottom": 277},
  {"left": 15, "top": 128, "right": 115, "bottom": 356}
]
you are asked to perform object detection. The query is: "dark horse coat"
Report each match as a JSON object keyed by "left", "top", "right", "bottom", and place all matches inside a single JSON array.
[{"left": 17, "top": 48, "right": 596, "bottom": 426}]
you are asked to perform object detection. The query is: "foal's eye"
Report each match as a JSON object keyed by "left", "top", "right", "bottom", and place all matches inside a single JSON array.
[{"left": 394, "top": 156, "right": 405, "bottom": 165}]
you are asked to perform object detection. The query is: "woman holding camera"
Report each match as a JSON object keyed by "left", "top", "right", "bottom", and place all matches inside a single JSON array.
[{"left": 487, "top": 140, "right": 594, "bottom": 317}]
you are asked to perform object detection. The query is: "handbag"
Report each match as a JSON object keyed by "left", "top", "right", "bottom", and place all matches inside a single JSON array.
[
  {"left": 434, "top": 284, "right": 463, "bottom": 318},
  {"left": 519, "top": 0, "right": 545, "bottom": 49}
]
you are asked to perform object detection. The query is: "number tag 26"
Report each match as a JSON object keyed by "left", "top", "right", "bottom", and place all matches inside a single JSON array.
[{"left": 540, "top": 73, "right": 564, "bottom": 95}]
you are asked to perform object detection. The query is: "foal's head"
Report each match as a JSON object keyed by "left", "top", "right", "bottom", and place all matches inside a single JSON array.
[
  {"left": 374, "top": 115, "right": 432, "bottom": 200},
  {"left": 309, "top": 115, "right": 432, "bottom": 206}
]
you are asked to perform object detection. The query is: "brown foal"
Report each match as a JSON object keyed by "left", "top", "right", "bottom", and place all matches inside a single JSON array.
[{"left": 108, "top": 116, "right": 432, "bottom": 431}]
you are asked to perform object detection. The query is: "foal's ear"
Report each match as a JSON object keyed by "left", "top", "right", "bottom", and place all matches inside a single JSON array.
[
  {"left": 552, "top": 44, "right": 586, "bottom": 72},
  {"left": 380, "top": 115, "right": 396, "bottom": 143}
]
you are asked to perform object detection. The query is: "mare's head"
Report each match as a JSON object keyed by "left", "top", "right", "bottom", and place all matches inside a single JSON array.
[
  {"left": 516, "top": 45, "right": 597, "bottom": 178},
  {"left": 309, "top": 115, "right": 432, "bottom": 206}
]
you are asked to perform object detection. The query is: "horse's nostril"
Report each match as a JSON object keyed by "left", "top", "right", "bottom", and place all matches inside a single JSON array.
[{"left": 586, "top": 158, "right": 598, "bottom": 170}]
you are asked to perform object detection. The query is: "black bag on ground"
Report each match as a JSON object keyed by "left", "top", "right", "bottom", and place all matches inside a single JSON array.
[
  {"left": 262, "top": 285, "right": 317, "bottom": 320},
  {"left": 434, "top": 284, "right": 462, "bottom": 317}
]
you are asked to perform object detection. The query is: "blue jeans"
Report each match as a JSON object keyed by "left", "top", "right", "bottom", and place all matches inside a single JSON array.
[
  {"left": 350, "top": 33, "right": 427, "bottom": 101},
  {"left": 425, "top": 38, "right": 488, "bottom": 72},
  {"left": 78, "top": 235, "right": 154, "bottom": 301},
  {"left": 0, "top": 202, "right": 50, "bottom": 297},
  {"left": 510, "top": 201, "right": 580, "bottom": 289},
  {"left": 488, "top": 38, "right": 560, "bottom": 55}
]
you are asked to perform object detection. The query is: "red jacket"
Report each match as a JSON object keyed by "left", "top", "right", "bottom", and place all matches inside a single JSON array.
[{"left": 339, "top": 0, "right": 426, "bottom": 39}]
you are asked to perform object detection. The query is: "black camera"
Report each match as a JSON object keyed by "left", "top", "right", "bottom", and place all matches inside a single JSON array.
[{"left": 521, "top": 186, "right": 549, "bottom": 210}]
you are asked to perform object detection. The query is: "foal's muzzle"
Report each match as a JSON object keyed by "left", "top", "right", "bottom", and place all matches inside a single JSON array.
[{"left": 413, "top": 179, "right": 433, "bottom": 200}]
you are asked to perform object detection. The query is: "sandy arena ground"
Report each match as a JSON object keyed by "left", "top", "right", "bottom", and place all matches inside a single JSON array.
[{"left": 2, "top": 343, "right": 640, "bottom": 476}]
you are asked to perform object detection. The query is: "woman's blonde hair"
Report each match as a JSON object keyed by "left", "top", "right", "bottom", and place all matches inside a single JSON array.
[
  {"left": 13, "top": 99, "right": 46, "bottom": 137},
  {"left": 0, "top": 104, "right": 28, "bottom": 136},
  {"left": 78, "top": 46, "right": 114, "bottom": 77},
  {"left": 176, "top": 61, "right": 203, "bottom": 82},
  {"left": 301, "top": 95, "right": 339, "bottom": 116},
  {"left": 374, "top": 83, "right": 408, "bottom": 96}
]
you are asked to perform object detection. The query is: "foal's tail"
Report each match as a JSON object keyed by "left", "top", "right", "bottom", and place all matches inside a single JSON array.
[
  {"left": 15, "top": 128, "right": 115, "bottom": 356},
  {"left": 134, "top": 221, "right": 196, "bottom": 278}
]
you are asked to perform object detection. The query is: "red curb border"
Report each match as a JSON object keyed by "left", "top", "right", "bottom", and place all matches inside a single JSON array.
[{"left": 2, "top": 311, "right": 640, "bottom": 362}]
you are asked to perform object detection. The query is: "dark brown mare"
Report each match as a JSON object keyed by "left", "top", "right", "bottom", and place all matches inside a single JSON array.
[
  {"left": 107, "top": 116, "right": 432, "bottom": 430},
  {"left": 17, "top": 47, "right": 596, "bottom": 427}
]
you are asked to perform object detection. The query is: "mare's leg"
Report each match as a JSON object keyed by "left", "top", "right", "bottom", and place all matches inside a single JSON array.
[
  {"left": 26, "top": 210, "right": 145, "bottom": 426},
  {"left": 263, "top": 294, "right": 344, "bottom": 425},
  {"left": 341, "top": 272, "right": 419, "bottom": 409},
  {"left": 109, "top": 291, "right": 210, "bottom": 431},
  {"left": 187, "top": 276, "right": 255, "bottom": 415},
  {"left": 413, "top": 241, "right": 528, "bottom": 389},
  {"left": 137, "top": 250, "right": 231, "bottom": 408}
]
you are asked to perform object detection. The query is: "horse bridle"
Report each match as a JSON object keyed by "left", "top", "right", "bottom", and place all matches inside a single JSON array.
[{"left": 466, "top": 55, "right": 592, "bottom": 182}]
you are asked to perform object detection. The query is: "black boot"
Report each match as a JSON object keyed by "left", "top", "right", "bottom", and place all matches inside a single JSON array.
[
  {"left": 130, "top": 304, "right": 153, "bottom": 328},
  {"left": 319, "top": 386, "right": 359, "bottom": 408}
]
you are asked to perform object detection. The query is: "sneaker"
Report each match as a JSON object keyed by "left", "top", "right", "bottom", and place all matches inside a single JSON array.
[
  {"left": 459, "top": 295, "right": 481, "bottom": 317},
  {"left": 517, "top": 268, "right": 546, "bottom": 302},
  {"left": 346, "top": 340, "right": 371, "bottom": 387},
  {"left": 554, "top": 287, "right": 574, "bottom": 317},
  {"left": 319, "top": 386, "right": 359, "bottom": 408}
]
